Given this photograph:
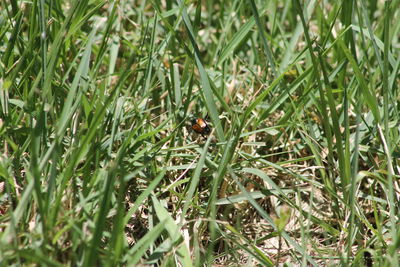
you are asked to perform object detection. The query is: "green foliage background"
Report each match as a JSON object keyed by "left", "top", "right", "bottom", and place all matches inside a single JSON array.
[{"left": 0, "top": 0, "right": 399, "bottom": 265}]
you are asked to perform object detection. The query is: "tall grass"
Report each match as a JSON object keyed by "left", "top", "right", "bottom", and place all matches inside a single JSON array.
[{"left": 0, "top": 0, "right": 399, "bottom": 265}]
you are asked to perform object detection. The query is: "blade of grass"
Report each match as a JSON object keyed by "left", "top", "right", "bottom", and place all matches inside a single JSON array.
[
  {"left": 248, "top": 0, "right": 277, "bottom": 76},
  {"left": 179, "top": 0, "right": 224, "bottom": 141},
  {"left": 151, "top": 195, "right": 192, "bottom": 267},
  {"left": 124, "top": 220, "right": 167, "bottom": 265}
]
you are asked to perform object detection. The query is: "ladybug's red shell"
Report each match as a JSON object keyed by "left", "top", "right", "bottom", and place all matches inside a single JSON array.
[{"left": 191, "top": 118, "right": 211, "bottom": 135}]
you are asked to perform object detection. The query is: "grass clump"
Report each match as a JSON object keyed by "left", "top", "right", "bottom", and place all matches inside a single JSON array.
[{"left": 0, "top": 0, "right": 399, "bottom": 266}]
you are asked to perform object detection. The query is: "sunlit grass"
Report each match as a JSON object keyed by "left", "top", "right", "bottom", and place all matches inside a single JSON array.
[{"left": 0, "top": 0, "right": 399, "bottom": 266}]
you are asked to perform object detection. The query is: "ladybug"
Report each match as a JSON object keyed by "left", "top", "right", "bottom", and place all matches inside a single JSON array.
[{"left": 191, "top": 118, "right": 211, "bottom": 137}]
